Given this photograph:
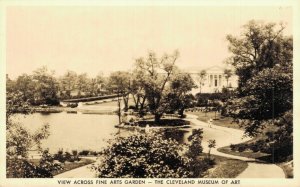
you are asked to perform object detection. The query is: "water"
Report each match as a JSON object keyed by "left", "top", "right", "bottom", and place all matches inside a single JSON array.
[{"left": 12, "top": 112, "right": 193, "bottom": 154}]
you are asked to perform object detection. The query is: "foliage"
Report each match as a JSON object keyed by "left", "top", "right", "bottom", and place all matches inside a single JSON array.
[
  {"left": 207, "top": 139, "right": 216, "bottom": 159},
  {"left": 32, "top": 66, "right": 60, "bottom": 105},
  {"left": 94, "top": 133, "right": 189, "bottom": 178},
  {"left": 186, "top": 129, "right": 203, "bottom": 158},
  {"left": 185, "top": 129, "right": 213, "bottom": 177},
  {"left": 53, "top": 149, "right": 80, "bottom": 163},
  {"left": 107, "top": 71, "right": 131, "bottom": 111},
  {"left": 225, "top": 20, "right": 293, "bottom": 143},
  {"left": 6, "top": 91, "right": 60, "bottom": 178},
  {"left": 195, "top": 93, "right": 229, "bottom": 107},
  {"left": 59, "top": 70, "right": 77, "bottom": 98},
  {"left": 168, "top": 73, "right": 196, "bottom": 117},
  {"left": 94, "top": 129, "right": 210, "bottom": 178},
  {"left": 132, "top": 50, "right": 195, "bottom": 121}
]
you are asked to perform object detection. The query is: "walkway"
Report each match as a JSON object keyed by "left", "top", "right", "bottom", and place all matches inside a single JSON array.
[{"left": 186, "top": 114, "right": 285, "bottom": 178}]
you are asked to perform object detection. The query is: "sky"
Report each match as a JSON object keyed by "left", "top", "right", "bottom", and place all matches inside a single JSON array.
[{"left": 6, "top": 6, "right": 292, "bottom": 78}]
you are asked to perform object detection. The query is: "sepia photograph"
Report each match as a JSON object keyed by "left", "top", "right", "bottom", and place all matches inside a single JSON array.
[{"left": 1, "top": 0, "right": 299, "bottom": 186}]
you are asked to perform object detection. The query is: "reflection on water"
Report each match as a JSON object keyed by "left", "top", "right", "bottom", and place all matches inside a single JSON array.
[
  {"left": 162, "top": 129, "right": 191, "bottom": 144},
  {"left": 12, "top": 112, "right": 192, "bottom": 153}
]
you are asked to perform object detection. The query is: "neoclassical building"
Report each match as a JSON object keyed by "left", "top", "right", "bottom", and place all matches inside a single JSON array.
[{"left": 187, "top": 66, "right": 238, "bottom": 94}]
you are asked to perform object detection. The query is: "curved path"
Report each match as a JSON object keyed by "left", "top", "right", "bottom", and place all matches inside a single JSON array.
[
  {"left": 186, "top": 114, "right": 285, "bottom": 178},
  {"left": 55, "top": 114, "right": 285, "bottom": 178}
]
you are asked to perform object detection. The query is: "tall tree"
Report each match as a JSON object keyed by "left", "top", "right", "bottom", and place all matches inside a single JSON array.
[
  {"left": 169, "top": 72, "right": 196, "bottom": 117},
  {"left": 107, "top": 71, "right": 131, "bottom": 112},
  {"left": 60, "top": 70, "right": 77, "bottom": 98},
  {"left": 134, "top": 50, "right": 179, "bottom": 122},
  {"left": 129, "top": 71, "right": 147, "bottom": 114},
  {"left": 225, "top": 20, "right": 293, "bottom": 158},
  {"left": 6, "top": 91, "right": 61, "bottom": 178},
  {"left": 15, "top": 74, "right": 35, "bottom": 103},
  {"left": 226, "top": 20, "right": 292, "bottom": 96},
  {"left": 32, "top": 66, "right": 59, "bottom": 105},
  {"left": 95, "top": 72, "right": 106, "bottom": 95},
  {"left": 76, "top": 73, "right": 89, "bottom": 96}
]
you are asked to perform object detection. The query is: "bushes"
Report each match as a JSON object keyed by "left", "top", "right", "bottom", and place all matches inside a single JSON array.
[
  {"left": 237, "top": 145, "right": 247, "bottom": 152},
  {"left": 229, "top": 143, "right": 248, "bottom": 152},
  {"left": 195, "top": 93, "right": 229, "bottom": 107},
  {"left": 93, "top": 129, "right": 212, "bottom": 178},
  {"left": 53, "top": 150, "right": 80, "bottom": 163},
  {"left": 78, "top": 150, "right": 90, "bottom": 156},
  {"left": 7, "top": 150, "right": 62, "bottom": 178}
]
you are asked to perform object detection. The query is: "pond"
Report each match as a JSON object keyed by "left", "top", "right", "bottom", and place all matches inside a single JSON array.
[{"left": 12, "top": 112, "right": 193, "bottom": 154}]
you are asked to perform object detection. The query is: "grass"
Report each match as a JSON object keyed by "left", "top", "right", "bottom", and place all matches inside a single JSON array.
[
  {"left": 187, "top": 111, "right": 242, "bottom": 130},
  {"left": 29, "top": 158, "right": 95, "bottom": 176},
  {"left": 200, "top": 153, "right": 248, "bottom": 178}
]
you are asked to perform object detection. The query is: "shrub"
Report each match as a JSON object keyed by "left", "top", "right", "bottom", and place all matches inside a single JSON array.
[
  {"left": 7, "top": 150, "right": 62, "bottom": 178},
  {"left": 230, "top": 144, "right": 236, "bottom": 151},
  {"left": 93, "top": 130, "right": 208, "bottom": 178},
  {"left": 237, "top": 144, "right": 247, "bottom": 152},
  {"left": 64, "top": 152, "right": 72, "bottom": 161},
  {"left": 78, "top": 150, "right": 90, "bottom": 156},
  {"left": 53, "top": 150, "right": 66, "bottom": 163}
]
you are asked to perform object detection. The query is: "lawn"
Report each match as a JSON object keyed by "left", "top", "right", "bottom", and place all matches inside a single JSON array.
[
  {"left": 200, "top": 153, "right": 248, "bottom": 178},
  {"left": 187, "top": 111, "right": 242, "bottom": 130}
]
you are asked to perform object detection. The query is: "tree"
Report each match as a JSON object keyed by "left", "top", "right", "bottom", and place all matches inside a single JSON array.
[
  {"left": 76, "top": 73, "right": 89, "bottom": 96},
  {"left": 32, "top": 66, "right": 59, "bottom": 105},
  {"left": 169, "top": 72, "right": 196, "bottom": 117},
  {"left": 225, "top": 20, "right": 293, "bottom": 159},
  {"left": 87, "top": 78, "right": 98, "bottom": 96},
  {"left": 129, "top": 71, "right": 147, "bottom": 115},
  {"left": 6, "top": 91, "right": 61, "bottom": 178},
  {"left": 107, "top": 71, "right": 131, "bottom": 112},
  {"left": 223, "top": 69, "right": 233, "bottom": 88},
  {"left": 134, "top": 50, "right": 179, "bottom": 123},
  {"left": 60, "top": 70, "right": 77, "bottom": 98},
  {"left": 197, "top": 70, "right": 206, "bottom": 93},
  {"left": 95, "top": 72, "right": 106, "bottom": 95},
  {"left": 226, "top": 20, "right": 292, "bottom": 95},
  {"left": 15, "top": 74, "right": 35, "bottom": 103}
]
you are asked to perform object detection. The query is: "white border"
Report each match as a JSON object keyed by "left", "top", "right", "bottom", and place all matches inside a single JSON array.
[{"left": 0, "top": 0, "right": 299, "bottom": 186}]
